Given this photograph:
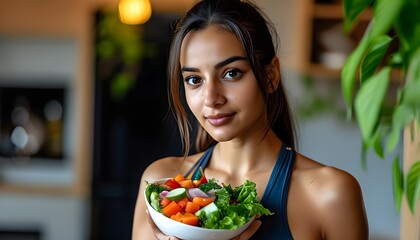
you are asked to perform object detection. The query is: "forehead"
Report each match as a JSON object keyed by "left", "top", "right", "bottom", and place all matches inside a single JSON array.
[{"left": 180, "top": 25, "right": 246, "bottom": 66}]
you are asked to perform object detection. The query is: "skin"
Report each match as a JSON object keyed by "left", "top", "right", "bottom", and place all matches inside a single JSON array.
[{"left": 132, "top": 25, "right": 369, "bottom": 240}]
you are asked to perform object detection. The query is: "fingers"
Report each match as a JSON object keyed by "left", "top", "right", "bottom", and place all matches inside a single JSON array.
[
  {"left": 232, "top": 220, "right": 262, "bottom": 240},
  {"left": 146, "top": 210, "right": 180, "bottom": 240}
]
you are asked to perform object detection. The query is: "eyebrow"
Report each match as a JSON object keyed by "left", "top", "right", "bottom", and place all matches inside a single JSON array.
[{"left": 181, "top": 56, "right": 248, "bottom": 73}]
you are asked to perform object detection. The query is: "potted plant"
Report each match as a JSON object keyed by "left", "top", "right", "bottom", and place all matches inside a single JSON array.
[{"left": 341, "top": 0, "right": 420, "bottom": 238}]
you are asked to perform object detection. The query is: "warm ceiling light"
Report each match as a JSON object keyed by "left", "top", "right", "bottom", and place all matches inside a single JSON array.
[{"left": 118, "top": 0, "right": 152, "bottom": 25}]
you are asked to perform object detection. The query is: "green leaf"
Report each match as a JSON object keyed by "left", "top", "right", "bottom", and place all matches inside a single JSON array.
[
  {"left": 388, "top": 52, "right": 404, "bottom": 68},
  {"left": 341, "top": 36, "right": 370, "bottom": 119},
  {"left": 387, "top": 104, "right": 416, "bottom": 152},
  {"left": 406, "top": 161, "right": 420, "bottom": 214},
  {"left": 355, "top": 67, "right": 391, "bottom": 144},
  {"left": 395, "top": 1, "right": 420, "bottom": 58},
  {"left": 392, "top": 155, "right": 404, "bottom": 213},
  {"left": 369, "top": 0, "right": 404, "bottom": 39},
  {"left": 360, "top": 34, "right": 393, "bottom": 83},
  {"left": 372, "top": 126, "right": 385, "bottom": 159},
  {"left": 343, "top": 0, "right": 374, "bottom": 33},
  {"left": 199, "top": 178, "right": 222, "bottom": 193},
  {"left": 401, "top": 81, "right": 420, "bottom": 110},
  {"left": 406, "top": 47, "right": 420, "bottom": 84}
]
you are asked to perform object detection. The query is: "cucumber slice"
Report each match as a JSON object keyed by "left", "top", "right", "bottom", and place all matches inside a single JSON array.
[
  {"left": 166, "top": 188, "right": 187, "bottom": 201},
  {"left": 195, "top": 202, "right": 218, "bottom": 218},
  {"left": 150, "top": 191, "right": 160, "bottom": 212}
]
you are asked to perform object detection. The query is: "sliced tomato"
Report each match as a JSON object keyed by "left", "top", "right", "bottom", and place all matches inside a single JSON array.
[
  {"left": 199, "top": 175, "right": 208, "bottom": 184},
  {"left": 164, "top": 178, "right": 181, "bottom": 189},
  {"left": 193, "top": 175, "right": 208, "bottom": 187}
]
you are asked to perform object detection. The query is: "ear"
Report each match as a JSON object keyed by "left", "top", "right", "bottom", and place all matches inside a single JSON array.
[{"left": 266, "top": 57, "right": 281, "bottom": 93}]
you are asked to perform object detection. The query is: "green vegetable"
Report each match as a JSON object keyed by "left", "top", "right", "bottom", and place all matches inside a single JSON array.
[
  {"left": 150, "top": 191, "right": 160, "bottom": 212},
  {"left": 198, "top": 178, "right": 222, "bottom": 192},
  {"left": 145, "top": 181, "right": 165, "bottom": 203},
  {"left": 197, "top": 178, "right": 273, "bottom": 230},
  {"left": 166, "top": 188, "right": 187, "bottom": 201},
  {"left": 195, "top": 202, "right": 219, "bottom": 218},
  {"left": 236, "top": 180, "right": 259, "bottom": 203}
]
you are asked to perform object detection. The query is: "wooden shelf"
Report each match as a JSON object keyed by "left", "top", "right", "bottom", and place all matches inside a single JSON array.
[
  {"left": 309, "top": 63, "right": 342, "bottom": 79},
  {"left": 300, "top": 1, "right": 372, "bottom": 79},
  {"left": 313, "top": 4, "right": 372, "bottom": 21},
  {"left": 0, "top": 183, "right": 76, "bottom": 196},
  {"left": 313, "top": 4, "right": 344, "bottom": 19}
]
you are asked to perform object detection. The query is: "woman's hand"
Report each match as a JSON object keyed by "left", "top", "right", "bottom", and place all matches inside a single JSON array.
[
  {"left": 146, "top": 210, "right": 180, "bottom": 240},
  {"left": 231, "top": 219, "right": 261, "bottom": 240}
]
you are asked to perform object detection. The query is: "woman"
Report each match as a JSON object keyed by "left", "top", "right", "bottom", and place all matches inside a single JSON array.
[{"left": 132, "top": 0, "right": 369, "bottom": 239}]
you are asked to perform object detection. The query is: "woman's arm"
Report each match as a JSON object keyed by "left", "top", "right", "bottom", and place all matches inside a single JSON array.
[{"left": 132, "top": 169, "right": 159, "bottom": 240}]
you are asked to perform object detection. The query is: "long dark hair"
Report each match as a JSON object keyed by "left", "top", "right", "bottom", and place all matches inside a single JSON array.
[{"left": 167, "top": 0, "right": 297, "bottom": 157}]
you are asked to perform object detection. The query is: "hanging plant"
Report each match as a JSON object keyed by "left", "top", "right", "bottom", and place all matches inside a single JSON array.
[{"left": 341, "top": 0, "right": 420, "bottom": 213}]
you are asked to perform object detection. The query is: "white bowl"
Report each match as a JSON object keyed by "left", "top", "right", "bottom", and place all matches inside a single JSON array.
[{"left": 144, "top": 178, "right": 254, "bottom": 240}]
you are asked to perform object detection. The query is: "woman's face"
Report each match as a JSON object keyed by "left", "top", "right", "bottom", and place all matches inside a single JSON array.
[{"left": 179, "top": 25, "right": 268, "bottom": 142}]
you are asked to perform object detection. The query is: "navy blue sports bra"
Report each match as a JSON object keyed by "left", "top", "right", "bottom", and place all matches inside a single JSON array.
[{"left": 184, "top": 143, "right": 296, "bottom": 239}]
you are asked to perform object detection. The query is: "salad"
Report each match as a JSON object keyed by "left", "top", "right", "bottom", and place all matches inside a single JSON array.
[{"left": 145, "top": 171, "right": 273, "bottom": 230}]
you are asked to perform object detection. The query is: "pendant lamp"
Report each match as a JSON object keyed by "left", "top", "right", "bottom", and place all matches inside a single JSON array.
[{"left": 118, "top": 0, "right": 152, "bottom": 25}]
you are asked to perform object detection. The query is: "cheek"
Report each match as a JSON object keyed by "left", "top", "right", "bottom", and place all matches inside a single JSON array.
[
  {"left": 185, "top": 90, "right": 202, "bottom": 116},
  {"left": 232, "top": 82, "right": 263, "bottom": 106}
]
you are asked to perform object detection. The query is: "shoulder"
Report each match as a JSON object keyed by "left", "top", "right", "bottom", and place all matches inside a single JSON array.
[
  {"left": 313, "top": 166, "right": 364, "bottom": 212},
  {"left": 141, "top": 152, "right": 204, "bottom": 182},
  {"left": 292, "top": 153, "right": 363, "bottom": 201},
  {"left": 291, "top": 153, "right": 369, "bottom": 239}
]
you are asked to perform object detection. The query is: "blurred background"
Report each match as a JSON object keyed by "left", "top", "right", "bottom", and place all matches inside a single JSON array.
[{"left": 0, "top": 0, "right": 401, "bottom": 239}]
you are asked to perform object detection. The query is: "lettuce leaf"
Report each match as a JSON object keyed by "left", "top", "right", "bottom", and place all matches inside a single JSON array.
[
  {"left": 145, "top": 181, "right": 165, "bottom": 204},
  {"left": 198, "top": 179, "right": 273, "bottom": 229}
]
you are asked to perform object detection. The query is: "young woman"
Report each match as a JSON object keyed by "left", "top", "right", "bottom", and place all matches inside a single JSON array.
[{"left": 132, "top": 0, "right": 369, "bottom": 239}]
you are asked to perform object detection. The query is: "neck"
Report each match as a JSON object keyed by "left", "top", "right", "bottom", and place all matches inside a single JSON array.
[{"left": 211, "top": 130, "right": 282, "bottom": 177}]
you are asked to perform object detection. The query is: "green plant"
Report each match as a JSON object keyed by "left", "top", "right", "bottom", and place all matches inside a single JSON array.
[
  {"left": 297, "top": 75, "right": 346, "bottom": 120},
  {"left": 341, "top": 0, "right": 420, "bottom": 214},
  {"left": 96, "top": 10, "right": 156, "bottom": 100}
]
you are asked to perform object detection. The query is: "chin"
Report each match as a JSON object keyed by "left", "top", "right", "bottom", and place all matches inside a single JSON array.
[
  {"left": 208, "top": 132, "right": 235, "bottom": 143},
  {"left": 204, "top": 125, "right": 238, "bottom": 142}
]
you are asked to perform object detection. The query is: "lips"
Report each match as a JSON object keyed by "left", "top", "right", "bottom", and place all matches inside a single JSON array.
[{"left": 205, "top": 113, "right": 234, "bottom": 126}]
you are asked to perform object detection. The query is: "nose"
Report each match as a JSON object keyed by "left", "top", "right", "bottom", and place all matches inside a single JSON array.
[{"left": 204, "top": 80, "right": 225, "bottom": 108}]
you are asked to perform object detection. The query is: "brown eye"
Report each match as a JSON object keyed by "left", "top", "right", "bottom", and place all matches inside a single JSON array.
[
  {"left": 185, "top": 76, "right": 202, "bottom": 86},
  {"left": 223, "top": 69, "right": 243, "bottom": 80}
]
